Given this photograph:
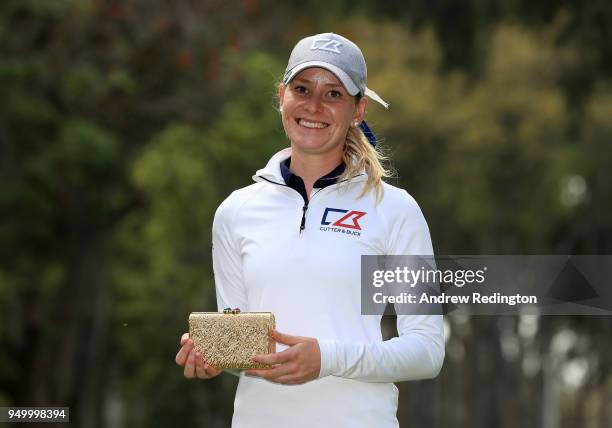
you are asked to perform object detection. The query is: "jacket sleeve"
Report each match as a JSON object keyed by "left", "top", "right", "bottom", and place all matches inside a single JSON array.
[
  {"left": 212, "top": 194, "right": 249, "bottom": 378},
  {"left": 317, "top": 191, "right": 445, "bottom": 382},
  {"left": 212, "top": 194, "right": 248, "bottom": 312}
]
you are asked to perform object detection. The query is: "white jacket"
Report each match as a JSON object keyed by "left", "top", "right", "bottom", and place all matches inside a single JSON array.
[{"left": 212, "top": 147, "right": 445, "bottom": 428}]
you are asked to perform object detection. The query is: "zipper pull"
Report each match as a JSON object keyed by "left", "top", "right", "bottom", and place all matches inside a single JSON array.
[{"left": 300, "top": 202, "right": 308, "bottom": 232}]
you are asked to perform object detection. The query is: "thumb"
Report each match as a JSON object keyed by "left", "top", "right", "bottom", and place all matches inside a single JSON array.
[
  {"left": 180, "top": 333, "right": 189, "bottom": 346},
  {"left": 272, "top": 329, "right": 304, "bottom": 346}
]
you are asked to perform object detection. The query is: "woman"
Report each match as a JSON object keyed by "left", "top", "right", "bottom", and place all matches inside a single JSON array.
[{"left": 175, "top": 32, "right": 445, "bottom": 427}]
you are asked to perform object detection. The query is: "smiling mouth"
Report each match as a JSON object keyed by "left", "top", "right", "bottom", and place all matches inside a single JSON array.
[{"left": 297, "top": 118, "right": 329, "bottom": 129}]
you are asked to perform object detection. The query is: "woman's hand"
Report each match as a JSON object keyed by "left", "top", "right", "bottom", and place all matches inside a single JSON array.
[
  {"left": 175, "top": 333, "right": 222, "bottom": 379},
  {"left": 245, "top": 330, "right": 321, "bottom": 385}
]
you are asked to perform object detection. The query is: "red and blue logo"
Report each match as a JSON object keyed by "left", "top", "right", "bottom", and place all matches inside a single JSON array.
[{"left": 320, "top": 207, "right": 367, "bottom": 236}]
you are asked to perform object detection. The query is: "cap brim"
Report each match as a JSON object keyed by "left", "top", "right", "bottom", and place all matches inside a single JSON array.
[{"left": 283, "top": 61, "right": 361, "bottom": 96}]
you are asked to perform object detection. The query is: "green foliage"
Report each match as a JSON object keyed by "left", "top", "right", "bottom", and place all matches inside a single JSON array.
[
  {"left": 107, "top": 51, "right": 284, "bottom": 425},
  {"left": 357, "top": 20, "right": 608, "bottom": 252},
  {"left": 205, "top": 52, "right": 285, "bottom": 191},
  {"left": 110, "top": 122, "right": 223, "bottom": 424}
]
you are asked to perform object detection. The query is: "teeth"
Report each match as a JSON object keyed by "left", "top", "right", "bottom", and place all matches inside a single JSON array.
[{"left": 299, "top": 119, "right": 328, "bottom": 129}]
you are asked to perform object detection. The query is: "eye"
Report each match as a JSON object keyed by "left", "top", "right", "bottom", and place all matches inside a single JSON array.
[
  {"left": 329, "top": 90, "right": 342, "bottom": 98},
  {"left": 292, "top": 84, "right": 308, "bottom": 94}
]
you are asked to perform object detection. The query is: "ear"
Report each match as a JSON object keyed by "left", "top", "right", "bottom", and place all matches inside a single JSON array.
[
  {"left": 352, "top": 96, "right": 367, "bottom": 124},
  {"left": 278, "top": 84, "right": 286, "bottom": 111}
]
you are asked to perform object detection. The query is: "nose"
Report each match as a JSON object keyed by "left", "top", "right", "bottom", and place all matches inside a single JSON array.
[{"left": 304, "top": 94, "right": 323, "bottom": 113}]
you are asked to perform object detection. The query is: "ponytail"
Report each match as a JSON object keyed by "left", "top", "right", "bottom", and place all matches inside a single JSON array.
[{"left": 339, "top": 124, "right": 393, "bottom": 202}]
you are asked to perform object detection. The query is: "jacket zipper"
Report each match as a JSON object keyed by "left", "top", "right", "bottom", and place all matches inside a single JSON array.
[
  {"left": 300, "top": 202, "right": 308, "bottom": 232},
  {"left": 258, "top": 177, "right": 326, "bottom": 234},
  {"left": 299, "top": 188, "right": 324, "bottom": 234}
]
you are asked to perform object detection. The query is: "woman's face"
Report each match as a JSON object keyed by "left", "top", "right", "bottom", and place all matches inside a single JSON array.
[{"left": 278, "top": 67, "right": 367, "bottom": 157}]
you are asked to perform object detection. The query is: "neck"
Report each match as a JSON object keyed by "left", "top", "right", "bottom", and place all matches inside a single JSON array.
[{"left": 289, "top": 147, "right": 343, "bottom": 198}]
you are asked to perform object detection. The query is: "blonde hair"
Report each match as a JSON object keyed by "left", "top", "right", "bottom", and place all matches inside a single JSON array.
[{"left": 339, "top": 122, "right": 392, "bottom": 202}]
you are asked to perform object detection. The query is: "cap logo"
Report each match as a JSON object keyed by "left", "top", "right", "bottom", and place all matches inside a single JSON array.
[{"left": 310, "top": 37, "right": 342, "bottom": 54}]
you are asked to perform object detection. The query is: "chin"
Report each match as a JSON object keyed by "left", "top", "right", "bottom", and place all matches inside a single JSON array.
[
  {"left": 293, "top": 136, "right": 326, "bottom": 148},
  {"left": 288, "top": 132, "right": 343, "bottom": 155}
]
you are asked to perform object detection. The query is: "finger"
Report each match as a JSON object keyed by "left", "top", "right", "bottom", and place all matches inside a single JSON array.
[
  {"left": 251, "top": 347, "right": 293, "bottom": 365},
  {"left": 206, "top": 364, "right": 223, "bottom": 377},
  {"left": 197, "top": 353, "right": 220, "bottom": 378},
  {"left": 246, "top": 363, "right": 294, "bottom": 380},
  {"left": 195, "top": 354, "right": 211, "bottom": 379},
  {"left": 180, "top": 333, "right": 189, "bottom": 346},
  {"left": 272, "top": 330, "right": 304, "bottom": 346},
  {"left": 183, "top": 349, "right": 197, "bottom": 379},
  {"left": 195, "top": 353, "right": 222, "bottom": 378},
  {"left": 272, "top": 374, "right": 302, "bottom": 385},
  {"left": 202, "top": 357, "right": 223, "bottom": 376},
  {"left": 203, "top": 362, "right": 222, "bottom": 377},
  {"left": 175, "top": 340, "right": 193, "bottom": 366}
]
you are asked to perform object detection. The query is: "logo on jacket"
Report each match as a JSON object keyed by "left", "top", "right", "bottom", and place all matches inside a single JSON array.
[{"left": 320, "top": 207, "right": 366, "bottom": 236}]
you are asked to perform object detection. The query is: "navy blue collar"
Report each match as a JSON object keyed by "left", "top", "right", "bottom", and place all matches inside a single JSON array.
[{"left": 280, "top": 157, "right": 345, "bottom": 202}]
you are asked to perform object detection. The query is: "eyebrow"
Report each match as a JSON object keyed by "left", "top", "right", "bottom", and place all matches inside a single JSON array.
[{"left": 292, "top": 77, "right": 342, "bottom": 88}]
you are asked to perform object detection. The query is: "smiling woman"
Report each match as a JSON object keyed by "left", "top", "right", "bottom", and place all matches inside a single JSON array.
[
  {"left": 278, "top": 67, "right": 366, "bottom": 198},
  {"left": 279, "top": 68, "right": 366, "bottom": 156},
  {"left": 175, "top": 32, "right": 445, "bottom": 428}
]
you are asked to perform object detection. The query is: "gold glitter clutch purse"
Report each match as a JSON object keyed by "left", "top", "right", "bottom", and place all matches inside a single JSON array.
[{"left": 189, "top": 309, "right": 276, "bottom": 369}]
